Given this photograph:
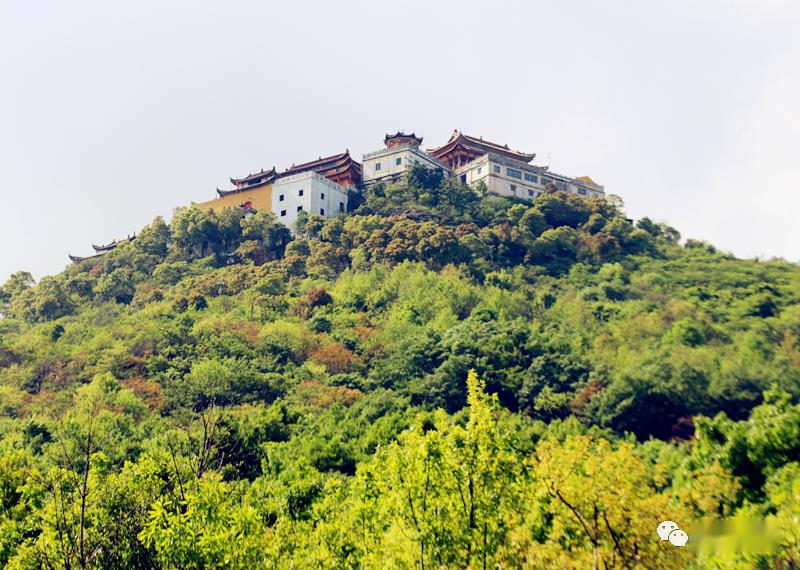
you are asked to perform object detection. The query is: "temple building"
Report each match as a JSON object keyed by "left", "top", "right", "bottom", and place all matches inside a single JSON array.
[
  {"left": 455, "top": 152, "right": 605, "bottom": 201},
  {"left": 427, "top": 130, "right": 537, "bottom": 170},
  {"left": 194, "top": 150, "right": 361, "bottom": 230},
  {"left": 272, "top": 171, "right": 350, "bottom": 229},
  {"left": 362, "top": 132, "right": 449, "bottom": 186},
  {"left": 269, "top": 151, "right": 360, "bottom": 227},
  {"left": 280, "top": 150, "right": 362, "bottom": 190},
  {"left": 428, "top": 130, "right": 605, "bottom": 202},
  {"left": 194, "top": 167, "right": 277, "bottom": 212}
]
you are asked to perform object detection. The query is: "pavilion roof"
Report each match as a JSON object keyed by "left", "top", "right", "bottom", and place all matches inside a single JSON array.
[
  {"left": 217, "top": 178, "right": 273, "bottom": 197},
  {"left": 279, "top": 150, "right": 361, "bottom": 179},
  {"left": 92, "top": 234, "right": 135, "bottom": 253},
  {"left": 427, "top": 130, "right": 536, "bottom": 163},
  {"left": 230, "top": 167, "right": 278, "bottom": 186},
  {"left": 384, "top": 131, "right": 422, "bottom": 145}
]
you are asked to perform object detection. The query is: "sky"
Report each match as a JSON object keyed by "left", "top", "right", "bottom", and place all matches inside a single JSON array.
[{"left": 1, "top": 0, "right": 799, "bottom": 282}]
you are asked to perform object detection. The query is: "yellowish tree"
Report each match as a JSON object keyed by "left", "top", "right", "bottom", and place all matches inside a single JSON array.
[
  {"left": 311, "top": 370, "right": 526, "bottom": 569},
  {"left": 531, "top": 435, "right": 691, "bottom": 570}
]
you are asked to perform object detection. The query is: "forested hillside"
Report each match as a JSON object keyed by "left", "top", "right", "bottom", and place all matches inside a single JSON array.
[{"left": 1, "top": 167, "right": 799, "bottom": 568}]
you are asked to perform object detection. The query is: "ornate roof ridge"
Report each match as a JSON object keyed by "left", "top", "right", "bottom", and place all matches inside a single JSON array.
[
  {"left": 92, "top": 234, "right": 135, "bottom": 253},
  {"left": 231, "top": 166, "right": 278, "bottom": 185},
  {"left": 281, "top": 150, "right": 352, "bottom": 174},
  {"left": 385, "top": 131, "right": 423, "bottom": 144},
  {"left": 428, "top": 130, "right": 536, "bottom": 162},
  {"left": 69, "top": 251, "right": 106, "bottom": 263}
]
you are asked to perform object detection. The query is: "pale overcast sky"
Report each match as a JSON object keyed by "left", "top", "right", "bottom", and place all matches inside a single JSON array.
[{"left": 2, "top": 0, "right": 799, "bottom": 282}]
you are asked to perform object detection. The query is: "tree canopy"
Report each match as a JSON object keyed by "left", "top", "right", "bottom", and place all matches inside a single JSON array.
[{"left": 1, "top": 168, "right": 799, "bottom": 567}]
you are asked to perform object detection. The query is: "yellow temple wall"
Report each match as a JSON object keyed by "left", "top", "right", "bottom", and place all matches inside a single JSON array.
[{"left": 193, "top": 184, "right": 273, "bottom": 212}]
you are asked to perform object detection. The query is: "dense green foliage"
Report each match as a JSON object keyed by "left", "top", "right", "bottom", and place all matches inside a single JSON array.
[{"left": 1, "top": 167, "right": 799, "bottom": 568}]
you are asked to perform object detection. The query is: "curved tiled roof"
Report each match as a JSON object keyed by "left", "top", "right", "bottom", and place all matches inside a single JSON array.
[
  {"left": 92, "top": 234, "right": 135, "bottom": 253},
  {"left": 428, "top": 130, "right": 535, "bottom": 163},
  {"left": 217, "top": 178, "right": 273, "bottom": 197},
  {"left": 69, "top": 252, "right": 106, "bottom": 263},
  {"left": 384, "top": 131, "right": 423, "bottom": 145},
  {"left": 279, "top": 150, "right": 362, "bottom": 184},
  {"left": 222, "top": 151, "right": 362, "bottom": 199},
  {"left": 281, "top": 150, "right": 355, "bottom": 176},
  {"left": 230, "top": 167, "right": 278, "bottom": 186}
]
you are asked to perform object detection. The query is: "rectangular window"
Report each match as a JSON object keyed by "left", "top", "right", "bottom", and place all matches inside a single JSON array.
[
  {"left": 298, "top": 189, "right": 304, "bottom": 197},
  {"left": 510, "top": 184, "right": 517, "bottom": 192},
  {"left": 395, "top": 157, "right": 402, "bottom": 165},
  {"left": 507, "top": 168, "right": 522, "bottom": 179},
  {"left": 494, "top": 165, "right": 501, "bottom": 173},
  {"left": 320, "top": 192, "right": 325, "bottom": 199},
  {"left": 279, "top": 194, "right": 284, "bottom": 201},
  {"left": 528, "top": 189, "right": 534, "bottom": 197},
  {"left": 280, "top": 210, "right": 286, "bottom": 217},
  {"left": 556, "top": 182, "right": 567, "bottom": 191},
  {"left": 540, "top": 177, "right": 550, "bottom": 186},
  {"left": 578, "top": 188, "right": 588, "bottom": 196},
  {"left": 524, "top": 173, "right": 538, "bottom": 183},
  {"left": 339, "top": 201, "right": 344, "bottom": 212},
  {"left": 320, "top": 208, "right": 325, "bottom": 216},
  {"left": 477, "top": 167, "right": 482, "bottom": 175},
  {"left": 375, "top": 162, "right": 382, "bottom": 171},
  {"left": 297, "top": 205, "right": 303, "bottom": 212}
]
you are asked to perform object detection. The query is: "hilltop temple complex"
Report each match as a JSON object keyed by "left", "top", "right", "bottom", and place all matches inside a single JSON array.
[
  {"left": 195, "top": 129, "right": 604, "bottom": 217},
  {"left": 70, "top": 130, "right": 605, "bottom": 261}
]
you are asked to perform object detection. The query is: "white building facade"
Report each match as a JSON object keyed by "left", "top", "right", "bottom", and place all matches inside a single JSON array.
[
  {"left": 362, "top": 145, "right": 449, "bottom": 186},
  {"left": 455, "top": 153, "right": 605, "bottom": 202},
  {"left": 272, "top": 171, "right": 349, "bottom": 229},
  {"left": 362, "top": 132, "right": 450, "bottom": 186}
]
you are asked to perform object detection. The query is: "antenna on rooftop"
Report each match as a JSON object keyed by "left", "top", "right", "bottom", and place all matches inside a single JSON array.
[{"left": 545, "top": 152, "right": 552, "bottom": 168}]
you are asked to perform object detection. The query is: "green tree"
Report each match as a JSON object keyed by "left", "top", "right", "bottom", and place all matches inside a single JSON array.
[
  {"left": 95, "top": 268, "right": 135, "bottom": 304},
  {"left": 9, "top": 276, "right": 74, "bottom": 322}
]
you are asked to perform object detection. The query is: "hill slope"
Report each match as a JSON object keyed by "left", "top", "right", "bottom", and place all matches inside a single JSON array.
[{"left": 1, "top": 168, "right": 799, "bottom": 568}]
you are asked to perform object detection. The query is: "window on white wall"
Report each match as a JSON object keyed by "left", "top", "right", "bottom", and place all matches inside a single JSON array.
[
  {"left": 510, "top": 184, "right": 517, "bottom": 193},
  {"left": 339, "top": 202, "right": 344, "bottom": 212},
  {"left": 320, "top": 208, "right": 325, "bottom": 216},
  {"left": 297, "top": 205, "right": 303, "bottom": 212},
  {"left": 298, "top": 189, "right": 304, "bottom": 197},
  {"left": 279, "top": 194, "right": 284, "bottom": 201},
  {"left": 280, "top": 210, "right": 286, "bottom": 216},
  {"left": 375, "top": 162, "right": 382, "bottom": 171},
  {"left": 494, "top": 165, "right": 500, "bottom": 173},
  {"left": 395, "top": 157, "right": 402, "bottom": 165},
  {"left": 321, "top": 192, "right": 325, "bottom": 199},
  {"left": 477, "top": 167, "right": 482, "bottom": 175}
]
